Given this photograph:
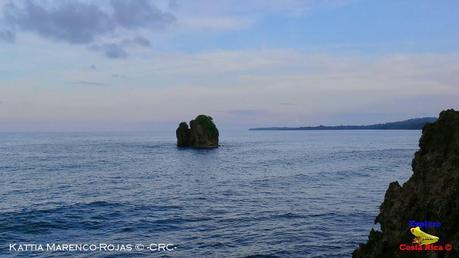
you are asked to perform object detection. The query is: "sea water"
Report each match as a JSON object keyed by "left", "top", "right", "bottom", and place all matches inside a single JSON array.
[{"left": 0, "top": 130, "right": 420, "bottom": 257}]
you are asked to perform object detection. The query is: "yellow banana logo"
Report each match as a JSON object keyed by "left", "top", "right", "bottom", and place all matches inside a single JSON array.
[{"left": 410, "top": 226, "right": 439, "bottom": 245}]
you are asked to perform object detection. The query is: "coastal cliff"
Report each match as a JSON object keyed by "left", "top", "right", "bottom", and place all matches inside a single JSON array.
[
  {"left": 250, "top": 117, "right": 437, "bottom": 131},
  {"left": 176, "top": 115, "right": 219, "bottom": 148},
  {"left": 353, "top": 109, "right": 459, "bottom": 257}
]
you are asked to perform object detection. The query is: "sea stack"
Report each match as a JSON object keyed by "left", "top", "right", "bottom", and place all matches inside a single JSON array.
[
  {"left": 176, "top": 115, "right": 219, "bottom": 148},
  {"left": 353, "top": 109, "right": 459, "bottom": 258}
]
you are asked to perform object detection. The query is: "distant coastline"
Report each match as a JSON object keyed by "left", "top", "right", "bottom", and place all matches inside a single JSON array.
[{"left": 249, "top": 117, "right": 437, "bottom": 131}]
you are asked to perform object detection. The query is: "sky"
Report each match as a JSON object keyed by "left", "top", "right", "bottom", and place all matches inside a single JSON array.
[{"left": 0, "top": 0, "right": 458, "bottom": 131}]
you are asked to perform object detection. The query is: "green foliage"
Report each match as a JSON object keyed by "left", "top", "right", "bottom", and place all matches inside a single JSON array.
[{"left": 193, "top": 114, "right": 219, "bottom": 138}]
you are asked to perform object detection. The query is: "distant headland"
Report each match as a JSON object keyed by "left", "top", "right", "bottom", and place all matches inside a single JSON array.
[{"left": 249, "top": 117, "right": 437, "bottom": 131}]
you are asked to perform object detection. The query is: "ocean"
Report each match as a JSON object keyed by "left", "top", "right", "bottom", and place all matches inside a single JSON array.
[{"left": 0, "top": 130, "right": 420, "bottom": 257}]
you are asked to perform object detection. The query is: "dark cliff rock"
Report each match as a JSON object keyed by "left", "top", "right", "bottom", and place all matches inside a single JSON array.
[
  {"left": 176, "top": 122, "right": 191, "bottom": 147},
  {"left": 353, "top": 109, "right": 459, "bottom": 258},
  {"left": 176, "top": 115, "right": 219, "bottom": 148}
]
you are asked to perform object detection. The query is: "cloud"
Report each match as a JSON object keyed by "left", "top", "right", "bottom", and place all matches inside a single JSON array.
[
  {"left": 168, "top": 0, "right": 179, "bottom": 10},
  {"left": 2, "top": 50, "right": 459, "bottom": 130},
  {"left": 89, "top": 43, "right": 128, "bottom": 59},
  {"left": 88, "top": 36, "right": 151, "bottom": 58},
  {"left": 178, "top": 16, "right": 252, "bottom": 30},
  {"left": 221, "top": 109, "right": 270, "bottom": 116},
  {"left": 119, "top": 36, "right": 152, "bottom": 48},
  {"left": 172, "top": 0, "right": 352, "bottom": 18},
  {"left": 130, "top": 36, "right": 151, "bottom": 47},
  {"left": 102, "top": 44, "right": 127, "bottom": 59},
  {"left": 0, "top": 28, "right": 14, "bottom": 42},
  {"left": 111, "top": 74, "right": 127, "bottom": 79},
  {"left": 88, "top": 34, "right": 152, "bottom": 58},
  {"left": 4, "top": 1, "right": 113, "bottom": 44},
  {"left": 1, "top": 0, "right": 174, "bottom": 56},
  {"left": 73, "top": 80, "right": 106, "bottom": 86},
  {"left": 110, "top": 0, "right": 174, "bottom": 29}
]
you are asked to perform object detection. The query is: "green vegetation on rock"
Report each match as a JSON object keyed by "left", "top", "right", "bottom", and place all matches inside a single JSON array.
[{"left": 193, "top": 115, "right": 219, "bottom": 139}]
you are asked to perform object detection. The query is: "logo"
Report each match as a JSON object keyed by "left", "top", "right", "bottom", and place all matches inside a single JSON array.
[
  {"left": 410, "top": 226, "right": 439, "bottom": 245},
  {"left": 408, "top": 220, "right": 441, "bottom": 229},
  {"left": 399, "top": 221, "right": 453, "bottom": 252}
]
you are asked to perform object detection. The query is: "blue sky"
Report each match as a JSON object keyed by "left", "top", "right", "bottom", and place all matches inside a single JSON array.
[
  {"left": 0, "top": 0, "right": 458, "bottom": 131},
  {"left": 165, "top": 1, "right": 459, "bottom": 53}
]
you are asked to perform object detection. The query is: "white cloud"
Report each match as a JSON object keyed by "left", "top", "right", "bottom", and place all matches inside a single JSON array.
[
  {"left": 0, "top": 0, "right": 174, "bottom": 58},
  {"left": 1, "top": 46, "right": 458, "bottom": 130}
]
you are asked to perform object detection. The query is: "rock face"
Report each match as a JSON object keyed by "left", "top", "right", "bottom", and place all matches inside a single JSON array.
[
  {"left": 176, "top": 115, "right": 219, "bottom": 148},
  {"left": 353, "top": 109, "right": 459, "bottom": 258},
  {"left": 176, "top": 122, "right": 191, "bottom": 147}
]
